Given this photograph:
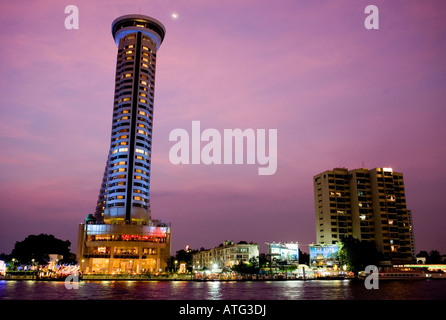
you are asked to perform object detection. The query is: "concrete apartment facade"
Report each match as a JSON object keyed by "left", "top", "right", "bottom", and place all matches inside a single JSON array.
[{"left": 314, "top": 167, "right": 415, "bottom": 264}]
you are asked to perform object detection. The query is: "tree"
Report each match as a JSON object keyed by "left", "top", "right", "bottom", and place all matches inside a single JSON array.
[
  {"left": 10, "top": 234, "right": 73, "bottom": 265},
  {"left": 417, "top": 250, "right": 442, "bottom": 264},
  {"left": 299, "top": 249, "right": 309, "bottom": 265},
  {"left": 232, "top": 257, "right": 260, "bottom": 276},
  {"left": 174, "top": 248, "right": 197, "bottom": 273},
  {"left": 338, "top": 236, "right": 381, "bottom": 274},
  {"left": 427, "top": 250, "right": 442, "bottom": 264}
]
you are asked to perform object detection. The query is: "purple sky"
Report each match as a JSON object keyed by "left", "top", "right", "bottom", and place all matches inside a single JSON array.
[{"left": 0, "top": 0, "right": 445, "bottom": 256}]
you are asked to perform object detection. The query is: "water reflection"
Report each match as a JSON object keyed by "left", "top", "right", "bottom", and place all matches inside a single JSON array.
[
  {"left": 0, "top": 279, "right": 444, "bottom": 300},
  {"left": 205, "top": 281, "right": 222, "bottom": 300}
]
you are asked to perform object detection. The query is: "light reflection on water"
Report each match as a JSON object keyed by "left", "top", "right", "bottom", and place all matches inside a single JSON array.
[{"left": 0, "top": 279, "right": 445, "bottom": 300}]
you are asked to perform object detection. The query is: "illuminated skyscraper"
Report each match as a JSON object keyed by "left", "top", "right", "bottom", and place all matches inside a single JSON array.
[
  {"left": 94, "top": 14, "right": 165, "bottom": 225},
  {"left": 78, "top": 15, "right": 171, "bottom": 274}
]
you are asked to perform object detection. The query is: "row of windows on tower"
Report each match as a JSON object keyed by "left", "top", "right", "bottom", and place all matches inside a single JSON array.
[
  {"left": 109, "top": 153, "right": 150, "bottom": 163},
  {"left": 108, "top": 188, "right": 149, "bottom": 196},
  {"left": 110, "top": 160, "right": 149, "bottom": 168},
  {"left": 111, "top": 121, "right": 152, "bottom": 140},
  {"left": 117, "top": 61, "right": 155, "bottom": 75},
  {"left": 108, "top": 195, "right": 148, "bottom": 202},
  {"left": 120, "top": 40, "right": 156, "bottom": 57},
  {"left": 117, "top": 54, "right": 155, "bottom": 69},
  {"left": 116, "top": 89, "right": 154, "bottom": 104},
  {"left": 107, "top": 174, "right": 149, "bottom": 182},
  {"left": 107, "top": 202, "right": 149, "bottom": 209},
  {"left": 110, "top": 132, "right": 152, "bottom": 149},
  {"left": 107, "top": 180, "right": 148, "bottom": 188},
  {"left": 109, "top": 167, "right": 149, "bottom": 176},
  {"left": 114, "top": 97, "right": 154, "bottom": 117}
]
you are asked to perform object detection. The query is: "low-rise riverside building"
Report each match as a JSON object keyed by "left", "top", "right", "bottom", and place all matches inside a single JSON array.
[{"left": 192, "top": 241, "right": 259, "bottom": 271}]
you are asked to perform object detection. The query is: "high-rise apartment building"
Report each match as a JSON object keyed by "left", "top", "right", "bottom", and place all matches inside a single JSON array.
[
  {"left": 77, "top": 15, "right": 171, "bottom": 274},
  {"left": 314, "top": 167, "right": 415, "bottom": 264}
]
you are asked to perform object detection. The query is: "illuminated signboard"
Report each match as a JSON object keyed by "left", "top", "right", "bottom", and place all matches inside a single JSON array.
[
  {"left": 267, "top": 243, "right": 299, "bottom": 263},
  {"left": 309, "top": 244, "right": 339, "bottom": 266},
  {"left": 0, "top": 260, "right": 6, "bottom": 275}
]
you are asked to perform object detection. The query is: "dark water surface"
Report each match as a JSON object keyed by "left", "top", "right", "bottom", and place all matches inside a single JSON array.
[{"left": 1, "top": 279, "right": 445, "bottom": 300}]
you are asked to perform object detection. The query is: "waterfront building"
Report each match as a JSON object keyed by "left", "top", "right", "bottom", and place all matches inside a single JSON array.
[
  {"left": 265, "top": 242, "right": 299, "bottom": 264},
  {"left": 77, "top": 14, "right": 171, "bottom": 274},
  {"left": 314, "top": 167, "right": 415, "bottom": 264},
  {"left": 192, "top": 241, "right": 259, "bottom": 271}
]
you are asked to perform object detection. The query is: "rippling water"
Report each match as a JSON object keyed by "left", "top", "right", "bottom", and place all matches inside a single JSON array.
[{"left": 1, "top": 279, "right": 445, "bottom": 300}]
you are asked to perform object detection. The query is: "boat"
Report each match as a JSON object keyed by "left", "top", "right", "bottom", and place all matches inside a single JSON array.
[{"left": 359, "top": 267, "right": 427, "bottom": 280}]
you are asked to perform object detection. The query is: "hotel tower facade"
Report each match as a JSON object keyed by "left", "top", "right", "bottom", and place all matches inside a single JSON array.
[{"left": 77, "top": 15, "right": 171, "bottom": 275}]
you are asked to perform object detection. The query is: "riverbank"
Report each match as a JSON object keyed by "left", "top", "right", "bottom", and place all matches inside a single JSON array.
[{"left": 1, "top": 274, "right": 351, "bottom": 282}]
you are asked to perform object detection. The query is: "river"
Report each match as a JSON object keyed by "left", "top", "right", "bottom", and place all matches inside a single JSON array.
[{"left": 0, "top": 278, "right": 445, "bottom": 300}]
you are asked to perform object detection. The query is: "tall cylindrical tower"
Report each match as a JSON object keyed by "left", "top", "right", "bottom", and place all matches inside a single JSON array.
[{"left": 97, "top": 15, "right": 166, "bottom": 225}]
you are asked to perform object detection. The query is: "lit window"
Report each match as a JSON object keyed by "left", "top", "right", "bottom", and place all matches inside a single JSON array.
[
  {"left": 126, "top": 50, "right": 133, "bottom": 54},
  {"left": 135, "top": 148, "right": 144, "bottom": 154}
]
